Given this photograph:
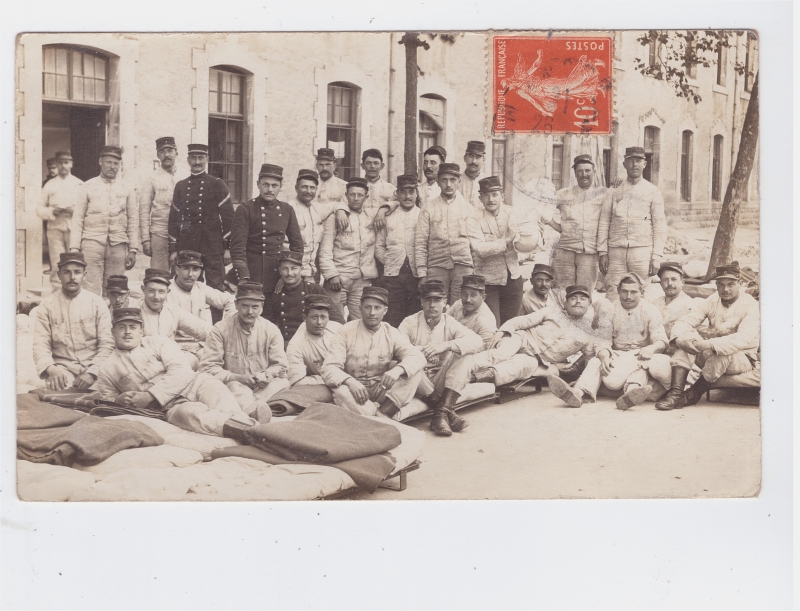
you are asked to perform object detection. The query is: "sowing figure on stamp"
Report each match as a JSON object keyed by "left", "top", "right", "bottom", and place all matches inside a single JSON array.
[{"left": 502, "top": 50, "right": 606, "bottom": 117}]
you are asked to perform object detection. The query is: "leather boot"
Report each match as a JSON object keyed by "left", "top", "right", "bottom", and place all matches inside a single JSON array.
[
  {"left": 429, "top": 408, "right": 452, "bottom": 436},
  {"left": 222, "top": 418, "right": 252, "bottom": 444},
  {"left": 440, "top": 388, "right": 468, "bottom": 432},
  {"left": 377, "top": 398, "right": 400, "bottom": 419},
  {"left": 470, "top": 367, "right": 496, "bottom": 384},
  {"left": 421, "top": 391, "right": 441, "bottom": 410},
  {"left": 655, "top": 367, "right": 690, "bottom": 411},
  {"left": 684, "top": 375, "right": 712, "bottom": 406},
  {"left": 558, "top": 355, "right": 587, "bottom": 384}
]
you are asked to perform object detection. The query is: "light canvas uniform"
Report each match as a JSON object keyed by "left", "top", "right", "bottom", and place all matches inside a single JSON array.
[{"left": 286, "top": 321, "right": 343, "bottom": 386}]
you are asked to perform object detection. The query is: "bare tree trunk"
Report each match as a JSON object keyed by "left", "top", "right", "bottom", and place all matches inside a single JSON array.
[
  {"left": 693, "top": 72, "right": 759, "bottom": 283},
  {"left": 402, "top": 33, "right": 419, "bottom": 177}
]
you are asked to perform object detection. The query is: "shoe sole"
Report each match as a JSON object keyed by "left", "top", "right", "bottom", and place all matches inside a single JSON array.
[
  {"left": 616, "top": 385, "right": 652, "bottom": 410},
  {"left": 547, "top": 375, "right": 583, "bottom": 408}
]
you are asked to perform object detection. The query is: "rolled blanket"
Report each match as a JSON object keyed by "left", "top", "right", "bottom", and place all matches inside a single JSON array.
[
  {"left": 267, "top": 384, "right": 334, "bottom": 416},
  {"left": 17, "top": 393, "right": 86, "bottom": 429},
  {"left": 245, "top": 403, "right": 402, "bottom": 463},
  {"left": 28, "top": 388, "right": 167, "bottom": 420}
]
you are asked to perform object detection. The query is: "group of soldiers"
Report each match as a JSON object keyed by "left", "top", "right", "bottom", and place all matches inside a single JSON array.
[{"left": 30, "top": 136, "right": 760, "bottom": 442}]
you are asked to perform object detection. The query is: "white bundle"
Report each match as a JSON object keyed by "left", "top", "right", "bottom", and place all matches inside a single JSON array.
[{"left": 509, "top": 177, "right": 557, "bottom": 253}]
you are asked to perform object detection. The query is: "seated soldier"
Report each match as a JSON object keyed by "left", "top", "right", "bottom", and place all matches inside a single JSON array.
[
  {"left": 549, "top": 273, "right": 672, "bottom": 410},
  {"left": 655, "top": 262, "right": 760, "bottom": 411},
  {"left": 140, "top": 268, "right": 211, "bottom": 369},
  {"left": 97, "top": 307, "right": 262, "bottom": 438},
  {"left": 650, "top": 261, "right": 697, "bottom": 340},
  {"left": 199, "top": 281, "right": 290, "bottom": 417},
  {"left": 446, "top": 274, "right": 497, "bottom": 348},
  {"left": 520, "top": 264, "right": 558, "bottom": 314},
  {"left": 105, "top": 274, "right": 140, "bottom": 312},
  {"left": 321, "top": 286, "right": 427, "bottom": 419},
  {"left": 166, "top": 250, "right": 236, "bottom": 332},
  {"left": 286, "top": 294, "right": 344, "bottom": 386},
  {"left": 398, "top": 280, "right": 485, "bottom": 436},
  {"left": 32, "top": 252, "right": 114, "bottom": 391},
  {"left": 470, "top": 284, "right": 595, "bottom": 388},
  {"left": 263, "top": 249, "right": 345, "bottom": 346}
]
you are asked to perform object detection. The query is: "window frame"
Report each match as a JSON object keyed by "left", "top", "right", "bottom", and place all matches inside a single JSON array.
[
  {"left": 744, "top": 34, "right": 756, "bottom": 93},
  {"left": 716, "top": 43, "right": 728, "bottom": 87},
  {"left": 551, "top": 135, "right": 565, "bottom": 191},
  {"left": 712, "top": 135, "right": 724, "bottom": 202},
  {"left": 492, "top": 139, "right": 507, "bottom": 189},
  {"left": 680, "top": 130, "right": 694, "bottom": 202},
  {"left": 326, "top": 82, "right": 361, "bottom": 181},
  {"left": 42, "top": 44, "right": 110, "bottom": 106},
  {"left": 208, "top": 66, "right": 248, "bottom": 205},
  {"left": 643, "top": 125, "right": 661, "bottom": 186}
]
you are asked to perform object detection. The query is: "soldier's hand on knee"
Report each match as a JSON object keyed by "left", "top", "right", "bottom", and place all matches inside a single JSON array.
[
  {"left": 675, "top": 337, "right": 699, "bottom": 355},
  {"left": 72, "top": 372, "right": 96, "bottom": 390},
  {"left": 345, "top": 378, "right": 369, "bottom": 405},
  {"left": 45, "top": 365, "right": 70, "bottom": 391},
  {"left": 235, "top": 373, "right": 259, "bottom": 388},
  {"left": 693, "top": 339, "right": 713, "bottom": 353},
  {"left": 598, "top": 351, "right": 613, "bottom": 376},
  {"left": 488, "top": 331, "right": 506, "bottom": 350},
  {"left": 380, "top": 368, "right": 402, "bottom": 391}
]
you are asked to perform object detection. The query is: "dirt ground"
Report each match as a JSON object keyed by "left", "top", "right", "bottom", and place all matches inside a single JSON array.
[{"left": 350, "top": 391, "right": 761, "bottom": 501}]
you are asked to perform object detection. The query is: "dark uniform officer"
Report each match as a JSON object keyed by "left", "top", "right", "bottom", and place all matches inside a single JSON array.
[
  {"left": 263, "top": 250, "right": 345, "bottom": 346},
  {"left": 230, "top": 163, "right": 304, "bottom": 296},
  {"left": 168, "top": 143, "right": 234, "bottom": 293}
]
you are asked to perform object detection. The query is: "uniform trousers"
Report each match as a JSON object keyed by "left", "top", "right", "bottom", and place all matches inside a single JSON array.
[
  {"left": 604, "top": 246, "right": 652, "bottom": 300},
  {"left": 484, "top": 272, "right": 524, "bottom": 325},
  {"left": 469, "top": 334, "right": 553, "bottom": 385},
  {"left": 671, "top": 347, "right": 755, "bottom": 384},
  {"left": 552, "top": 247, "right": 599, "bottom": 291},
  {"left": 379, "top": 261, "right": 421, "bottom": 327},
  {"left": 573, "top": 350, "right": 672, "bottom": 401},
  {"left": 148, "top": 234, "right": 170, "bottom": 271},
  {"left": 225, "top": 377, "right": 291, "bottom": 413},
  {"left": 327, "top": 277, "right": 372, "bottom": 321},
  {"left": 164, "top": 373, "right": 255, "bottom": 436},
  {"left": 80, "top": 238, "right": 128, "bottom": 297},
  {"left": 332, "top": 369, "right": 424, "bottom": 417},
  {"left": 293, "top": 375, "right": 325, "bottom": 386},
  {"left": 425, "top": 264, "right": 474, "bottom": 305},
  {"left": 46, "top": 226, "right": 71, "bottom": 293},
  {"left": 415, "top": 352, "right": 473, "bottom": 397},
  {"left": 199, "top": 253, "right": 225, "bottom": 293}
]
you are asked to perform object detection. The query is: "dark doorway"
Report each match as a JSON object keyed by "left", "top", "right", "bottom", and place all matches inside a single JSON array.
[{"left": 42, "top": 102, "right": 107, "bottom": 182}]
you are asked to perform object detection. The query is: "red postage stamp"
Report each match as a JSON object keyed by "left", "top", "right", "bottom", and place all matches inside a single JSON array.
[{"left": 493, "top": 35, "right": 613, "bottom": 134}]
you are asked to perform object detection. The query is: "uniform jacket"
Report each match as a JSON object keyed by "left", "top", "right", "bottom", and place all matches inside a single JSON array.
[
  {"left": 375, "top": 205, "right": 420, "bottom": 277},
  {"left": 447, "top": 300, "right": 498, "bottom": 349},
  {"left": 554, "top": 184, "right": 608, "bottom": 254},
  {"left": 313, "top": 176, "right": 347, "bottom": 204},
  {"left": 287, "top": 197, "right": 348, "bottom": 277},
  {"left": 415, "top": 192, "right": 475, "bottom": 275},
  {"left": 199, "top": 315, "right": 288, "bottom": 384},
  {"left": 399, "top": 312, "right": 484, "bottom": 374},
  {"left": 459, "top": 173, "right": 486, "bottom": 211},
  {"left": 598, "top": 178, "right": 667, "bottom": 259},
  {"left": 139, "top": 166, "right": 186, "bottom": 241},
  {"left": 263, "top": 278, "right": 346, "bottom": 344},
  {"left": 71, "top": 175, "right": 140, "bottom": 251},
  {"left": 38, "top": 174, "right": 83, "bottom": 232},
  {"left": 594, "top": 299, "right": 668, "bottom": 353},
  {"left": 319, "top": 207, "right": 378, "bottom": 281},
  {"left": 321, "top": 320, "right": 426, "bottom": 387},
  {"left": 418, "top": 181, "right": 441, "bottom": 209},
  {"left": 168, "top": 171, "right": 234, "bottom": 255},
  {"left": 166, "top": 279, "right": 236, "bottom": 345},
  {"left": 364, "top": 177, "right": 396, "bottom": 213},
  {"left": 286, "top": 321, "right": 344, "bottom": 385},
  {"left": 32, "top": 289, "right": 114, "bottom": 378},
  {"left": 499, "top": 306, "right": 597, "bottom": 364},
  {"left": 650, "top": 291, "right": 697, "bottom": 338},
  {"left": 141, "top": 301, "right": 211, "bottom": 353},
  {"left": 466, "top": 206, "right": 520, "bottom": 285},
  {"left": 670, "top": 292, "right": 760, "bottom": 360}
]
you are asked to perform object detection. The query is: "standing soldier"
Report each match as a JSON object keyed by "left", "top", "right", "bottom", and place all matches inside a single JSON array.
[
  {"left": 313, "top": 148, "right": 347, "bottom": 204},
  {"left": 415, "top": 162, "right": 476, "bottom": 305},
  {"left": 168, "top": 143, "right": 234, "bottom": 299},
  {"left": 549, "top": 154, "right": 608, "bottom": 291},
  {"left": 140, "top": 137, "right": 184, "bottom": 271},
  {"left": 43, "top": 157, "right": 58, "bottom": 186},
  {"left": 459, "top": 141, "right": 487, "bottom": 210},
  {"left": 287, "top": 168, "right": 349, "bottom": 281},
  {"left": 467, "top": 175, "right": 523, "bottom": 325},
  {"left": 230, "top": 163, "right": 303, "bottom": 297},
  {"left": 419, "top": 145, "right": 446, "bottom": 208},
  {"left": 39, "top": 150, "right": 83, "bottom": 293},
  {"left": 70, "top": 146, "right": 139, "bottom": 296},
  {"left": 360, "top": 149, "right": 396, "bottom": 214},
  {"left": 375, "top": 174, "right": 422, "bottom": 327},
  {"left": 598, "top": 146, "right": 667, "bottom": 299}
]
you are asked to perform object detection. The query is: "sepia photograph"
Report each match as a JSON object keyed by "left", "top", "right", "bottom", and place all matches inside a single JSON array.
[{"left": 13, "top": 29, "right": 763, "bottom": 502}]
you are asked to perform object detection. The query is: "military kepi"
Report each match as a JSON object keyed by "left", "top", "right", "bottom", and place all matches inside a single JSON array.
[
  {"left": 105, "top": 275, "right": 129, "bottom": 293},
  {"left": 297, "top": 169, "right": 319, "bottom": 184},
  {"left": 361, "top": 286, "right": 389, "bottom": 305},
  {"left": 531, "top": 263, "right": 555, "bottom": 279},
  {"left": 58, "top": 252, "right": 86, "bottom": 268},
  {"left": 99, "top": 145, "right": 122, "bottom": 159},
  {"left": 461, "top": 275, "right": 486, "bottom": 291},
  {"left": 572, "top": 154, "right": 595, "bottom": 167},
  {"left": 466, "top": 141, "right": 486, "bottom": 154},
  {"left": 424, "top": 145, "right": 447, "bottom": 160},
  {"left": 236, "top": 281, "right": 266, "bottom": 301},
  {"left": 565, "top": 284, "right": 591, "bottom": 298},
  {"left": 187, "top": 144, "right": 209, "bottom": 155},
  {"left": 420, "top": 280, "right": 448, "bottom": 298},
  {"left": 258, "top": 163, "right": 283, "bottom": 179},
  {"left": 438, "top": 162, "right": 461, "bottom": 177},
  {"left": 55, "top": 150, "right": 73, "bottom": 161},
  {"left": 156, "top": 137, "right": 176, "bottom": 151},
  {"left": 143, "top": 268, "right": 171, "bottom": 286},
  {"left": 112, "top": 308, "right": 143, "bottom": 325},
  {"left": 658, "top": 261, "right": 685, "bottom": 278},
  {"left": 279, "top": 249, "right": 303, "bottom": 265},
  {"left": 396, "top": 174, "right": 418, "bottom": 189},
  {"left": 304, "top": 294, "right": 332, "bottom": 311},
  {"left": 624, "top": 146, "right": 647, "bottom": 160},
  {"left": 478, "top": 176, "right": 503, "bottom": 192},
  {"left": 714, "top": 262, "right": 741, "bottom": 280},
  {"left": 316, "top": 148, "right": 336, "bottom": 160},
  {"left": 347, "top": 176, "right": 369, "bottom": 190}
]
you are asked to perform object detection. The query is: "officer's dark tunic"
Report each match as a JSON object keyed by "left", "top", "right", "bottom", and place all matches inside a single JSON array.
[
  {"left": 263, "top": 278, "right": 346, "bottom": 345},
  {"left": 168, "top": 171, "right": 234, "bottom": 291},
  {"left": 230, "top": 196, "right": 303, "bottom": 295}
]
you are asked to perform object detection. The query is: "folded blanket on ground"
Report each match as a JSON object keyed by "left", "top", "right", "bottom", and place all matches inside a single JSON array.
[
  {"left": 29, "top": 388, "right": 166, "bottom": 420},
  {"left": 245, "top": 403, "right": 402, "bottom": 463},
  {"left": 267, "top": 385, "right": 334, "bottom": 416},
  {"left": 18, "top": 394, "right": 164, "bottom": 467},
  {"left": 212, "top": 445, "right": 395, "bottom": 493}
]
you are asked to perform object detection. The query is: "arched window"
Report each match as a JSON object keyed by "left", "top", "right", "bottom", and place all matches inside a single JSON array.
[
  {"left": 551, "top": 135, "right": 565, "bottom": 191},
  {"left": 680, "top": 130, "right": 694, "bottom": 202},
  {"left": 327, "top": 82, "right": 361, "bottom": 181},
  {"left": 712, "top": 135, "right": 724, "bottom": 202},
  {"left": 43, "top": 44, "right": 108, "bottom": 103},
  {"left": 643, "top": 126, "right": 660, "bottom": 185},
  {"left": 418, "top": 94, "right": 445, "bottom": 175},
  {"left": 209, "top": 66, "right": 248, "bottom": 204}
]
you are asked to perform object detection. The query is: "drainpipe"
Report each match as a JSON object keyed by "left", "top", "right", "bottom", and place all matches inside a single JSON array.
[
  {"left": 387, "top": 33, "right": 396, "bottom": 183},
  {"left": 730, "top": 34, "right": 739, "bottom": 186}
]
